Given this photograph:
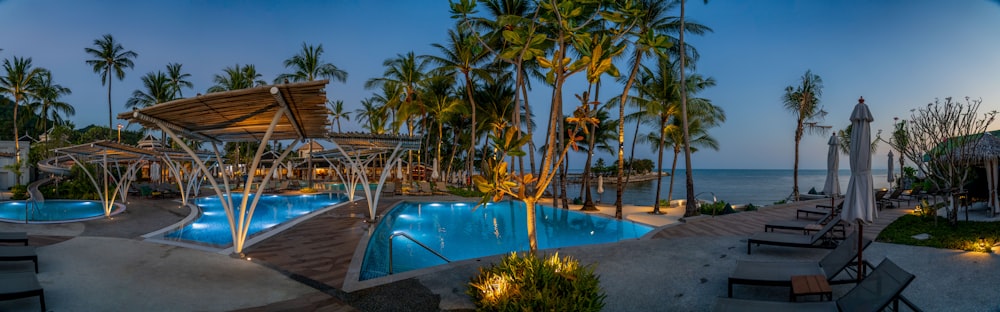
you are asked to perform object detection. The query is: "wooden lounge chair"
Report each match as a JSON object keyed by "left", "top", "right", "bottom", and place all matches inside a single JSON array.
[
  {"left": 881, "top": 188, "right": 916, "bottom": 209},
  {"left": 0, "top": 246, "right": 39, "bottom": 273},
  {"left": 0, "top": 232, "right": 29, "bottom": 246},
  {"left": 432, "top": 182, "right": 450, "bottom": 195},
  {"left": 796, "top": 201, "right": 846, "bottom": 220},
  {"left": 382, "top": 182, "right": 396, "bottom": 196},
  {"left": 747, "top": 217, "right": 843, "bottom": 254},
  {"left": 418, "top": 181, "right": 434, "bottom": 195},
  {"left": 768, "top": 209, "right": 847, "bottom": 238},
  {"left": 0, "top": 271, "right": 46, "bottom": 312},
  {"left": 715, "top": 258, "right": 920, "bottom": 312},
  {"left": 729, "top": 231, "right": 872, "bottom": 297}
]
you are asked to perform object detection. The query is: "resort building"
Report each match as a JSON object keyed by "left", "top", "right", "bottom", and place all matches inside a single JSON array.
[{"left": 0, "top": 139, "right": 31, "bottom": 190}]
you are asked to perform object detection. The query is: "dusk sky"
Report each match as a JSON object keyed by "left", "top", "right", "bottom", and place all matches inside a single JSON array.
[{"left": 2, "top": 0, "right": 999, "bottom": 170}]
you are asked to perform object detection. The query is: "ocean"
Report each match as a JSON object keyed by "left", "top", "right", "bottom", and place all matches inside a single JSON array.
[{"left": 554, "top": 169, "right": 891, "bottom": 206}]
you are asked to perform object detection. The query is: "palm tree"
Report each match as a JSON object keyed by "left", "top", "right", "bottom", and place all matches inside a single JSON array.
[
  {"left": 275, "top": 43, "right": 347, "bottom": 84},
  {"left": 356, "top": 98, "right": 388, "bottom": 134},
  {"left": 29, "top": 71, "right": 74, "bottom": 133},
  {"left": 422, "top": 76, "right": 466, "bottom": 181},
  {"left": 126, "top": 71, "right": 174, "bottom": 109},
  {"left": 208, "top": 64, "right": 266, "bottom": 93},
  {"left": 365, "top": 52, "right": 431, "bottom": 136},
  {"left": 165, "top": 63, "right": 193, "bottom": 98},
  {"left": 84, "top": 34, "right": 138, "bottom": 138},
  {"left": 783, "top": 69, "right": 827, "bottom": 201},
  {"left": 1, "top": 56, "right": 48, "bottom": 175},
  {"left": 425, "top": 28, "right": 492, "bottom": 184},
  {"left": 328, "top": 100, "right": 350, "bottom": 132}
]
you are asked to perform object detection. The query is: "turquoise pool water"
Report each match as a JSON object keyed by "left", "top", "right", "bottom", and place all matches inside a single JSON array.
[
  {"left": 360, "top": 201, "right": 654, "bottom": 280},
  {"left": 161, "top": 193, "right": 345, "bottom": 247},
  {"left": 0, "top": 200, "right": 123, "bottom": 223}
]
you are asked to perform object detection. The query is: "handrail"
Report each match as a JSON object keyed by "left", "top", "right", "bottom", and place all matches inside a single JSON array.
[
  {"left": 388, "top": 231, "right": 450, "bottom": 274},
  {"left": 24, "top": 199, "right": 40, "bottom": 224}
]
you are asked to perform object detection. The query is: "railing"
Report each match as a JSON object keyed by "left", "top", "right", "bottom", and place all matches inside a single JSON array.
[
  {"left": 388, "top": 232, "right": 450, "bottom": 274},
  {"left": 24, "top": 200, "right": 40, "bottom": 224}
]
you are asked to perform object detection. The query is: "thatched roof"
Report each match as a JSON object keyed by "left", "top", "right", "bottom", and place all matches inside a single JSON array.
[
  {"left": 55, "top": 140, "right": 158, "bottom": 161},
  {"left": 117, "top": 80, "right": 330, "bottom": 143}
]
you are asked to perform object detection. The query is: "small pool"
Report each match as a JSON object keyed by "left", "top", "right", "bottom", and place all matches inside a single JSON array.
[
  {"left": 0, "top": 200, "right": 125, "bottom": 223},
  {"left": 157, "top": 193, "right": 345, "bottom": 247},
  {"left": 360, "top": 201, "right": 654, "bottom": 280}
]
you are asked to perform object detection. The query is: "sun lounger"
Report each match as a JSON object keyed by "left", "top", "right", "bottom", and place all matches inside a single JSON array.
[
  {"left": 433, "top": 182, "right": 450, "bottom": 195},
  {"left": 729, "top": 231, "right": 872, "bottom": 297},
  {"left": 767, "top": 210, "right": 847, "bottom": 238},
  {"left": 0, "top": 246, "right": 38, "bottom": 273},
  {"left": 419, "top": 181, "right": 434, "bottom": 195},
  {"left": 0, "top": 232, "right": 29, "bottom": 246},
  {"left": 382, "top": 182, "right": 396, "bottom": 196},
  {"left": 796, "top": 201, "right": 844, "bottom": 220},
  {"left": 716, "top": 258, "right": 919, "bottom": 312},
  {"left": 747, "top": 217, "right": 843, "bottom": 254},
  {"left": 0, "top": 271, "right": 46, "bottom": 312}
]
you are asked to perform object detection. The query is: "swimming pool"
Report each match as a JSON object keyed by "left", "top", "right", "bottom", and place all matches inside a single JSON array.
[
  {"left": 359, "top": 201, "right": 654, "bottom": 280},
  {"left": 0, "top": 200, "right": 125, "bottom": 223},
  {"left": 158, "top": 193, "right": 345, "bottom": 247}
]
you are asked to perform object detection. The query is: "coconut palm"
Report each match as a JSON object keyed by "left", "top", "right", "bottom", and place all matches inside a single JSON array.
[
  {"left": 365, "top": 52, "right": 431, "bottom": 136},
  {"left": 370, "top": 82, "right": 404, "bottom": 133},
  {"left": 275, "top": 43, "right": 347, "bottom": 84},
  {"left": 328, "top": 100, "right": 350, "bottom": 132},
  {"left": 783, "top": 69, "right": 827, "bottom": 201},
  {"left": 29, "top": 71, "right": 74, "bottom": 133},
  {"left": 356, "top": 98, "right": 388, "bottom": 135},
  {"left": 85, "top": 34, "right": 138, "bottom": 138},
  {"left": 1, "top": 56, "right": 48, "bottom": 173},
  {"left": 207, "top": 64, "right": 266, "bottom": 93},
  {"left": 638, "top": 106, "right": 721, "bottom": 208},
  {"left": 126, "top": 71, "right": 174, "bottom": 109},
  {"left": 165, "top": 62, "right": 193, "bottom": 98},
  {"left": 422, "top": 76, "right": 466, "bottom": 181}
]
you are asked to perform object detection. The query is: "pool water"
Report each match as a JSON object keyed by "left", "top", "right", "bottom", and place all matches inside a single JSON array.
[
  {"left": 161, "top": 193, "right": 345, "bottom": 247},
  {"left": 360, "top": 201, "right": 654, "bottom": 280},
  {"left": 0, "top": 200, "right": 123, "bottom": 223}
]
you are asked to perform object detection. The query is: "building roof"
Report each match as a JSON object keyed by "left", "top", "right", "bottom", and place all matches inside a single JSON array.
[
  {"left": 54, "top": 140, "right": 159, "bottom": 161},
  {"left": 117, "top": 80, "right": 331, "bottom": 143}
]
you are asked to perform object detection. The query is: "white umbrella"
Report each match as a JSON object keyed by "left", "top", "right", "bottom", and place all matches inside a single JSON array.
[
  {"left": 431, "top": 158, "right": 440, "bottom": 181},
  {"left": 286, "top": 161, "right": 295, "bottom": 179},
  {"left": 823, "top": 133, "right": 840, "bottom": 201},
  {"left": 887, "top": 150, "right": 895, "bottom": 187},
  {"left": 842, "top": 96, "right": 876, "bottom": 281},
  {"left": 396, "top": 159, "right": 404, "bottom": 180},
  {"left": 597, "top": 175, "right": 604, "bottom": 203},
  {"left": 150, "top": 162, "right": 161, "bottom": 182}
]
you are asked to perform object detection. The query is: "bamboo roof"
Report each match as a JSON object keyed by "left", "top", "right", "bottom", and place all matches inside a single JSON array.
[
  {"left": 117, "top": 80, "right": 331, "bottom": 143},
  {"left": 314, "top": 133, "right": 423, "bottom": 161},
  {"left": 55, "top": 140, "right": 158, "bottom": 161}
]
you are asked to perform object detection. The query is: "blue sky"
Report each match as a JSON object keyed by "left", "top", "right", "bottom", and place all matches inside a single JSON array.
[{"left": 2, "top": 0, "right": 999, "bottom": 170}]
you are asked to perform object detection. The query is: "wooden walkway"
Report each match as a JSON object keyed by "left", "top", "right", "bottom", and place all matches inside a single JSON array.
[{"left": 236, "top": 196, "right": 914, "bottom": 311}]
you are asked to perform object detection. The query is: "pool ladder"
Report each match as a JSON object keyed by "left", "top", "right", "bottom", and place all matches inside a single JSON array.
[
  {"left": 388, "top": 232, "right": 450, "bottom": 274},
  {"left": 24, "top": 200, "right": 41, "bottom": 224}
]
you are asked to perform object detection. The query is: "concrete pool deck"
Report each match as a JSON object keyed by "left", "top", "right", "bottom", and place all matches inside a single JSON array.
[{"left": 2, "top": 193, "right": 999, "bottom": 311}]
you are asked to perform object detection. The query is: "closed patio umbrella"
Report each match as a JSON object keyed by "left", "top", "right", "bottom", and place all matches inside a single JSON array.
[
  {"left": 842, "top": 96, "right": 876, "bottom": 282},
  {"left": 150, "top": 162, "right": 161, "bottom": 183},
  {"left": 887, "top": 150, "right": 895, "bottom": 188},
  {"left": 597, "top": 175, "right": 604, "bottom": 202},
  {"left": 823, "top": 133, "right": 840, "bottom": 204}
]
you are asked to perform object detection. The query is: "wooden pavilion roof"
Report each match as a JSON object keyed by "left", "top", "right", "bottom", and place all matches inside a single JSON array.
[
  {"left": 55, "top": 140, "right": 158, "bottom": 161},
  {"left": 314, "top": 133, "right": 423, "bottom": 161},
  {"left": 117, "top": 80, "right": 331, "bottom": 143}
]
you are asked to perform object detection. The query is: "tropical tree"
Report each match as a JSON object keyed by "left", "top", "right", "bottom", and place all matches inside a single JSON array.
[
  {"left": 365, "top": 51, "right": 431, "bottom": 136},
  {"left": 422, "top": 76, "right": 466, "bottom": 181},
  {"left": 275, "top": 43, "right": 348, "bottom": 84},
  {"left": 576, "top": 32, "right": 623, "bottom": 211},
  {"left": 126, "top": 71, "right": 174, "bottom": 109},
  {"left": 782, "top": 69, "right": 827, "bottom": 201},
  {"left": 1, "top": 56, "right": 48, "bottom": 173},
  {"left": 29, "top": 71, "right": 74, "bottom": 133},
  {"left": 84, "top": 34, "right": 138, "bottom": 138},
  {"left": 207, "top": 64, "right": 266, "bottom": 93},
  {"left": 425, "top": 27, "right": 492, "bottom": 185},
  {"left": 165, "top": 62, "right": 193, "bottom": 98},
  {"left": 356, "top": 98, "right": 388, "bottom": 135},
  {"left": 328, "top": 100, "right": 350, "bottom": 132}
]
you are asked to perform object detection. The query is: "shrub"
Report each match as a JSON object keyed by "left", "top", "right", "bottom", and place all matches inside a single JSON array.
[
  {"left": 10, "top": 184, "right": 28, "bottom": 200},
  {"left": 878, "top": 214, "right": 999, "bottom": 252},
  {"left": 448, "top": 186, "right": 484, "bottom": 198},
  {"left": 700, "top": 201, "right": 732, "bottom": 215},
  {"left": 744, "top": 203, "right": 758, "bottom": 211},
  {"left": 299, "top": 187, "right": 317, "bottom": 193},
  {"left": 468, "top": 252, "right": 605, "bottom": 311}
]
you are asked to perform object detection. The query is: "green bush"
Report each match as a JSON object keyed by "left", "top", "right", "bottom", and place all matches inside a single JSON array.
[
  {"left": 10, "top": 184, "right": 28, "bottom": 200},
  {"left": 468, "top": 252, "right": 605, "bottom": 311},
  {"left": 448, "top": 186, "right": 485, "bottom": 198},
  {"left": 700, "top": 201, "right": 736, "bottom": 215},
  {"left": 744, "top": 203, "right": 758, "bottom": 211}
]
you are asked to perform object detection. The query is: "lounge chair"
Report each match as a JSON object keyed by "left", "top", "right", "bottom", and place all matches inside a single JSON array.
[
  {"left": 382, "top": 182, "right": 396, "bottom": 196},
  {"left": 881, "top": 188, "right": 916, "bottom": 209},
  {"left": 797, "top": 201, "right": 846, "bottom": 220},
  {"left": 418, "top": 181, "right": 434, "bottom": 195},
  {"left": 0, "top": 246, "right": 38, "bottom": 273},
  {"left": 729, "top": 231, "right": 872, "bottom": 297},
  {"left": 768, "top": 209, "right": 847, "bottom": 238},
  {"left": 715, "top": 258, "right": 920, "bottom": 312},
  {"left": 747, "top": 216, "right": 843, "bottom": 254},
  {"left": 433, "top": 182, "right": 450, "bottom": 195},
  {"left": 0, "top": 232, "right": 28, "bottom": 246},
  {"left": 0, "top": 271, "right": 46, "bottom": 312}
]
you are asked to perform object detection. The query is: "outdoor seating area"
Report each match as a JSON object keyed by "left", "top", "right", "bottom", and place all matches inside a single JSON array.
[{"left": 0, "top": 232, "right": 45, "bottom": 312}]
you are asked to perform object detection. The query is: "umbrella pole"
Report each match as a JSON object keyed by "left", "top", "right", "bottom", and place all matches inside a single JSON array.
[{"left": 857, "top": 221, "right": 864, "bottom": 283}]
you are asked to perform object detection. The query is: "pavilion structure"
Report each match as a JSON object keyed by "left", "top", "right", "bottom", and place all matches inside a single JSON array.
[
  {"left": 314, "top": 133, "right": 422, "bottom": 221},
  {"left": 54, "top": 140, "right": 158, "bottom": 216},
  {"left": 118, "top": 80, "right": 330, "bottom": 255},
  {"left": 153, "top": 147, "right": 215, "bottom": 206}
]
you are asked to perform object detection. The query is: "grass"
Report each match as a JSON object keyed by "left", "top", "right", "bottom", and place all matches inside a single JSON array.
[{"left": 877, "top": 214, "right": 1000, "bottom": 252}]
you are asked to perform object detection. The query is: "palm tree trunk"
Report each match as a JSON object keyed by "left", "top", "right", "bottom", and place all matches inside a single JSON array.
[
  {"left": 581, "top": 84, "right": 600, "bottom": 211},
  {"left": 12, "top": 96, "right": 21, "bottom": 180},
  {"left": 615, "top": 50, "right": 644, "bottom": 219},
  {"left": 793, "top": 131, "right": 801, "bottom": 201},
  {"left": 653, "top": 119, "right": 667, "bottom": 214},
  {"left": 680, "top": 0, "right": 698, "bottom": 217},
  {"left": 107, "top": 78, "right": 113, "bottom": 139},
  {"left": 518, "top": 64, "right": 537, "bottom": 178},
  {"left": 668, "top": 147, "right": 680, "bottom": 205}
]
